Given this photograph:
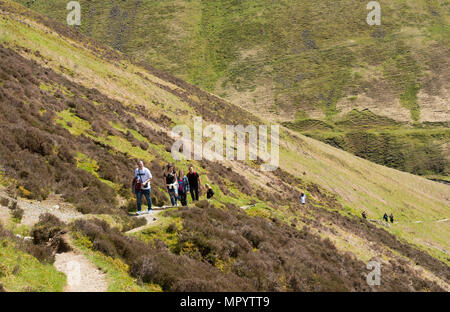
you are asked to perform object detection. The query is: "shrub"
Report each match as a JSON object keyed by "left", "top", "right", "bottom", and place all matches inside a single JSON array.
[
  {"left": 8, "top": 200, "right": 17, "bottom": 210},
  {"left": 0, "top": 222, "right": 55, "bottom": 264},
  {"left": 194, "top": 200, "right": 209, "bottom": 209},
  {"left": 31, "top": 213, "right": 70, "bottom": 254},
  {"left": 172, "top": 278, "right": 219, "bottom": 292},
  {"left": 166, "top": 222, "right": 178, "bottom": 234},
  {"left": 0, "top": 196, "right": 9, "bottom": 207},
  {"left": 10, "top": 206, "right": 24, "bottom": 223}
]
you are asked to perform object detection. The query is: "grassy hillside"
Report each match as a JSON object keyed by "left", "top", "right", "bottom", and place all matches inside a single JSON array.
[
  {"left": 284, "top": 109, "right": 450, "bottom": 177},
  {"left": 16, "top": 0, "right": 450, "bottom": 179},
  {"left": 0, "top": 0, "right": 448, "bottom": 291}
]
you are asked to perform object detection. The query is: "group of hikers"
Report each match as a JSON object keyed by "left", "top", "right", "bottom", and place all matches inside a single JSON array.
[
  {"left": 132, "top": 161, "right": 215, "bottom": 214},
  {"left": 132, "top": 161, "right": 397, "bottom": 226},
  {"left": 362, "top": 210, "right": 394, "bottom": 223}
]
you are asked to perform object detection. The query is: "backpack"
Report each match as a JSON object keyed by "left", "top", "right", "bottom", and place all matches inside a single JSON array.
[
  {"left": 133, "top": 176, "right": 142, "bottom": 193},
  {"left": 207, "top": 188, "right": 214, "bottom": 199}
]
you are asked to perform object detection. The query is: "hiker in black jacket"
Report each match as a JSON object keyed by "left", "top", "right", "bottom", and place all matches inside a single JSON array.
[
  {"left": 186, "top": 166, "right": 200, "bottom": 201},
  {"left": 206, "top": 184, "right": 214, "bottom": 199},
  {"left": 383, "top": 213, "right": 389, "bottom": 223},
  {"left": 389, "top": 213, "right": 394, "bottom": 223}
]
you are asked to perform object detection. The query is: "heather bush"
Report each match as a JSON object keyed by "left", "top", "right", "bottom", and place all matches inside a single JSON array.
[
  {"left": 8, "top": 200, "right": 17, "bottom": 210},
  {"left": 166, "top": 222, "right": 178, "bottom": 234},
  {"left": 31, "top": 213, "right": 70, "bottom": 254},
  {"left": 72, "top": 218, "right": 253, "bottom": 291},
  {"left": 0, "top": 196, "right": 9, "bottom": 207},
  {"left": 166, "top": 203, "right": 446, "bottom": 291},
  {"left": 0, "top": 221, "right": 55, "bottom": 264}
]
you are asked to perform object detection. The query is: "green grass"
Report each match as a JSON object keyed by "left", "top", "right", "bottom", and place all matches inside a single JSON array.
[
  {"left": 130, "top": 209, "right": 182, "bottom": 250},
  {"left": 286, "top": 109, "right": 449, "bottom": 178},
  {"left": 400, "top": 84, "right": 421, "bottom": 122},
  {"left": 15, "top": 0, "right": 448, "bottom": 121},
  {"left": 75, "top": 152, "right": 118, "bottom": 190},
  {"left": 39, "top": 82, "right": 74, "bottom": 97},
  {"left": 55, "top": 109, "right": 92, "bottom": 136},
  {"left": 55, "top": 110, "right": 155, "bottom": 162},
  {"left": 0, "top": 239, "right": 66, "bottom": 292}
]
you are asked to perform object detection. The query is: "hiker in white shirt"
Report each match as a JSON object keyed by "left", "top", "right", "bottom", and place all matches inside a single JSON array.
[
  {"left": 132, "top": 161, "right": 152, "bottom": 215},
  {"left": 300, "top": 193, "right": 306, "bottom": 205}
]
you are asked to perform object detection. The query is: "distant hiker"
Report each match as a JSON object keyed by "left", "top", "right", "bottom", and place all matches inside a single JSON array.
[
  {"left": 132, "top": 161, "right": 152, "bottom": 215},
  {"left": 186, "top": 166, "right": 200, "bottom": 202},
  {"left": 177, "top": 170, "right": 190, "bottom": 206},
  {"left": 389, "top": 213, "right": 394, "bottom": 224},
  {"left": 362, "top": 211, "right": 367, "bottom": 219},
  {"left": 206, "top": 184, "right": 215, "bottom": 199},
  {"left": 164, "top": 164, "right": 178, "bottom": 206},
  {"left": 300, "top": 193, "right": 306, "bottom": 205},
  {"left": 383, "top": 213, "right": 389, "bottom": 223}
]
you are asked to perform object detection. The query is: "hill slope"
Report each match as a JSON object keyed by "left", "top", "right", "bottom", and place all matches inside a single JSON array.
[
  {"left": 0, "top": 0, "right": 449, "bottom": 291},
  {"left": 17, "top": 0, "right": 450, "bottom": 179}
]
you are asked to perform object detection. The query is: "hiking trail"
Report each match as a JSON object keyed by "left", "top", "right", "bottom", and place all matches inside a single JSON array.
[
  {"left": 54, "top": 251, "right": 108, "bottom": 292},
  {"left": 126, "top": 209, "right": 161, "bottom": 234}
]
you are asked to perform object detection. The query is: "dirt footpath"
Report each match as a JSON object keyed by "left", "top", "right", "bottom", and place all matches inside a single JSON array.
[{"left": 54, "top": 251, "right": 108, "bottom": 292}]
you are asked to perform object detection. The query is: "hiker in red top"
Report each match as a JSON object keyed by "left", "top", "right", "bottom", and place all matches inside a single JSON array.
[
  {"left": 186, "top": 166, "right": 200, "bottom": 201},
  {"left": 362, "top": 211, "right": 367, "bottom": 219}
]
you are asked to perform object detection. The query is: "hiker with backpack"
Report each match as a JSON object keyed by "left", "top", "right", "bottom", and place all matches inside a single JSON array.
[
  {"left": 205, "top": 184, "right": 215, "bottom": 199},
  {"left": 177, "top": 170, "right": 190, "bottom": 206},
  {"left": 383, "top": 212, "right": 389, "bottom": 223},
  {"left": 132, "top": 160, "right": 152, "bottom": 215},
  {"left": 164, "top": 164, "right": 178, "bottom": 206},
  {"left": 186, "top": 166, "right": 200, "bottom": 201}
]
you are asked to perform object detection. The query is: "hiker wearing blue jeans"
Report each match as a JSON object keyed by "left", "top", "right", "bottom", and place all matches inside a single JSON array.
[
  {"left": 136, "top": 189, "right": 152, "bottom": 213},
  {"left": 132, "top": 161, "right": 152, "bottom": 215},
  {"left": 164, "top": 164, "right": 178, "bottom": 206}
]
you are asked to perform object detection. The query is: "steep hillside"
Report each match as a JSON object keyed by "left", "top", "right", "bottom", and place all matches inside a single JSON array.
[
  {"left": 0, "top": 0, "right": 449, "bottom": 291},
  {"left": 16, "top": 0, "right": 450, "bottom": 179}
]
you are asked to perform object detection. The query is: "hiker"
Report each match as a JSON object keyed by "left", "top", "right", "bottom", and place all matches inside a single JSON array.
[
  {"left": 177, "top": 170, "right": 190, "bottom": 206},
  {"left": 389, "top": 213, "right": 394, "bottom": 224},
  {"left": 300, "top": 193, "right": 306, "bottom": 205},
  {"left": 383, "top": 213, "right": 389, "bottom": 223},
  {"left": 132, "top": 160, "right": 152, "bottom": 215},
  {"left": 362, "top": 211, "right": 367, "bottom": 219},
  {"left": 205, "top": 184, "right": 215, "bottom": 199},
  {"left": 164, "top": 164, "right": 178, "bottom": 206},
  {"left": 186, "top": 166, "right": 200, "bottom": 201}
]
